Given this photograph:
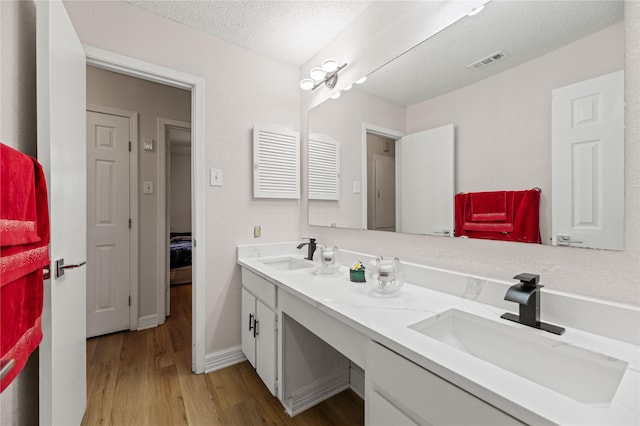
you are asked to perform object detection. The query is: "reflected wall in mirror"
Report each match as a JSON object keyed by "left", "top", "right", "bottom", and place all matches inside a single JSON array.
[{"left": 307, "top": 0, "right": 625, "bottom": 249}]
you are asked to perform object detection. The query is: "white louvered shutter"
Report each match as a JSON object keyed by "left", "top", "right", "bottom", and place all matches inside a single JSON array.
[
  {"left": 308, "top": 134, "right": 340, "bottom": 200},
  {"left": 253, "top": 124, "right": 300, "bottom": 199}
]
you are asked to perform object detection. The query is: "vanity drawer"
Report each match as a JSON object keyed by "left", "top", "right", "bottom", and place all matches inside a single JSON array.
[
  {"left": 241, "top": 268, "right": 276, "bottom": 309},
  {"left": 366, "top": 341, "right": 523, "bottom": 426}
]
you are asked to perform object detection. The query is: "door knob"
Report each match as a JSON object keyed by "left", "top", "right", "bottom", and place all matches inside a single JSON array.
[
  {"left": 55, "top": 259, "right": 87, "bottom": 278},
  {"left": 556, "top": 234, "right": 583, "bottom": 246}
]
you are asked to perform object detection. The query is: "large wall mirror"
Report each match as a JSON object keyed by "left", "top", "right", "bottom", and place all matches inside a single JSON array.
[{"left": 307, "top": 0, "right": 625, "bottom": 249}]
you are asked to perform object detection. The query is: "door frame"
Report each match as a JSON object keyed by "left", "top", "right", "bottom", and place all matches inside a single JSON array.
[
  {"left": 84, "top": 45, "right": 207, "bottom": 374},
  {"left": 86, "top": 104, "right": 139, "bottom": 331},
  {"left": 158, "top": 118, "right": 191, "bottom": 319},
  {"left": 361, "top": 123, "right": 404, "bottom": 231}
]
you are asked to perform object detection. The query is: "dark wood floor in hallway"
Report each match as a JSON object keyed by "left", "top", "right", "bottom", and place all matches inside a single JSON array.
[{"left": 82, "top": 283, "right": 364, "bottom": 425}]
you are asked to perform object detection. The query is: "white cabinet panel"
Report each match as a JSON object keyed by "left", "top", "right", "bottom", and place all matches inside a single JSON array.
[
  {"left": 366, "top": 341, "right": 523, "bottom": 426},
  {"left": 241, "top": 274, "right": 278, "bottom": 396},
  {"left": 241, "top": 268, "right": 276, "bottom": 309},
  {"left": 256, "top": 300, "right": 277, "bottom": 395},
  {"left": 368, "top": 390, "right": 419, "bottom": 426},
  {"left": 241, "top": 288, "right": 256, "bottom": 368}
]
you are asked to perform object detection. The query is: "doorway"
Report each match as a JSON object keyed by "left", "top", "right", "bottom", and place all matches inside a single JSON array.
[
  {"left": 367, "top": 133, "right": 396, "bottom": 231},
  {"left": 361, "top": 124, "right": 404, "bottom": 231},
  {"left": 159, "top": 120, "right": 192, "bottom": 317},
  {"left": 84, "top": 46, "right": 206, "bottom": 373}
]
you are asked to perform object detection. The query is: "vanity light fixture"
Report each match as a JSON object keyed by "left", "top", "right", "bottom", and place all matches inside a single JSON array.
[
  {"left": 355, "top": 76, "right": 367, "bottom": 84},
  {"left": 300, "top": 58, "right": 347, "bottom": 91},
  {"left": 330, "top": 92, "right": 341, "bottom": 100}
]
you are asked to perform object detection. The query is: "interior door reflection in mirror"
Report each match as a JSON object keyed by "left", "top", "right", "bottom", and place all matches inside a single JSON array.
[{"left": 307, "top": 0, "right": 624, "bottom": 249}]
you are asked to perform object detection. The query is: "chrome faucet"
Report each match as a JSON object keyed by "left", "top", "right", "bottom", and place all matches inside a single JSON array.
[
  {"left": 501, "top": 273, "right": 565, "bottom": 335},
  {"left": 297, "top": 238, "right": 317, "bottom": 260}
]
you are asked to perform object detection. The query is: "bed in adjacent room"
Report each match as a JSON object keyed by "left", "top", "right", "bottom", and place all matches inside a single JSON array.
[{"left": 169, "top": 233, "right": 192, "bottom": 285}]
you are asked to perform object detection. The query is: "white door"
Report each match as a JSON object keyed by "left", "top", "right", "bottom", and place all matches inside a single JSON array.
[
  {"left": 552, "top": 70, "right": 624, "bottom": 250},
  {"left": 241, "top": 288, "right": 256, "bottom": 368},
  {"left": 255, "top": 301, "right": 277, "bottom": 396},
  {"left": 373, "top": 155, "right": 396, "bottom": 230},
  {"left": 398, "top": 123, "right": 455, "bottom": 236},
  {"left": 86, "top": 111, "right": 131, "bottom": 337},
  {"left": 36, "top": 1, "right": 87, "bottom": 424}
]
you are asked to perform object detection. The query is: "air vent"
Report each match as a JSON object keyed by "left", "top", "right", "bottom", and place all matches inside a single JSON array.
[{"left": 468, "top": 50, "right": 509, "bottom": 70}]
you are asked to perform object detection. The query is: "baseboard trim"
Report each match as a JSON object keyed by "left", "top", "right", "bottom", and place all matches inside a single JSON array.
[
  {"left": 288, "top": 368, "right": 350, "bottom": 416},
  {"left": 204, "top": 346, "right": 246, "bottom": 373},
  {"left": 137, "top": 314, "right": 158, "bottom": 330},
  {"left": 350, "top": 362, "right": 365, "bottom": 399}
]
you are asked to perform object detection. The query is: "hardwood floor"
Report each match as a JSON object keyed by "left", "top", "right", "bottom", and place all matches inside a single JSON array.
[{"left": 82, "top": 283, "right": 364, "bottom": 425}]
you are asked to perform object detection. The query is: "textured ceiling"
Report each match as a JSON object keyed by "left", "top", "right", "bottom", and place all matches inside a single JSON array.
[
  {"left": 358, "top": 0, "right": 624, "bottom": 106},
  {"left": 126, "top": 0, "right": 372, "bottom": 66}
]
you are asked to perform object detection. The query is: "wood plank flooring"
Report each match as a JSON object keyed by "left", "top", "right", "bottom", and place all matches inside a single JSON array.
[{"left": 82, "top": 283, "right": 364, "bottom": 425}]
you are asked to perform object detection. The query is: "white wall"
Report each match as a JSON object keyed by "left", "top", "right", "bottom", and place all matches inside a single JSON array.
[
  {"left": 308, "top": 88, "right": 404, "bottom": 228},
  {"left": 64, "top": 1, "right": 301, "bottom": 354},
  {"left": 0, "top": 1, "right": 40, "bottom": 424},
  {"left": 302, "top": 2, "right": 640, "bottom": 306},
  {"left": 406, "top": 23, "right": 624, "bottom": 245},
  {"left": 87, "top": 66, "right": 191, "bottom": 318}
]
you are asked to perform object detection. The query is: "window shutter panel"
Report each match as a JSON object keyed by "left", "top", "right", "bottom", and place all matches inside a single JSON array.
[
  {"left": 308, "top": 134, "right": 340, "bottom": 200},
  {"left": 253, "top": 124, "right": 300, "bottom": 199}
]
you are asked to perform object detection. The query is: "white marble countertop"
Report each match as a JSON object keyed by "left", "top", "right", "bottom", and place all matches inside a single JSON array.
[{"left": 237, "top": 247, "right": 640, "bottom": 425}]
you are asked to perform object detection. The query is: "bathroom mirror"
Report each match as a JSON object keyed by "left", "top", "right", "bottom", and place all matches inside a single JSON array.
[{"left": 307, "top": 0, "right": 624, "bottom": 247}]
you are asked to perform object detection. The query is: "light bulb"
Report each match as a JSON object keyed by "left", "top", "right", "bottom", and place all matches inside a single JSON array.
[
  {"left": 343, "top": 84, "right": 353, "bottom": 91},
  {"left": 310, "top": 67, "right": 326, "bottom": 82},
  {"left": 321, "top": 58, "right": 338, "bottom": 73},
  {"left": 355, "top": 76, "right": 367, "bottom": 84},
  {"left": 330, "top": 92, "right": 341, "bottom": 100},
  {"left": 300, "top": 78, "right": 314, "bottom": 90}
]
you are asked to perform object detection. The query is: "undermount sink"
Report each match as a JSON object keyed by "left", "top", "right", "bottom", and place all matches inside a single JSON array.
[
  {"left": 260, "top": 256, "right": 314, "bottom": 271},
  {"left": 409, "top": 309, "right": 628, "bottom": 405}
]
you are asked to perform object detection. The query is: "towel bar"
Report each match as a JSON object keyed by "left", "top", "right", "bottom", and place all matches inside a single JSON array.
[{"left": 0, "top": 359, "right": 15, "bottom": 381}]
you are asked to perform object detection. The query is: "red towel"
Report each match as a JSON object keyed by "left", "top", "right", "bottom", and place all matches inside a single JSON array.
[
  {"left": 455, "top": 190, "right": 541, "bottom": 244},
  {"left": 1, "top": 144, "right": 41, "bottom": 246},
  {"left": 0, "top": 143, "right": 50, "bottom": 392}
]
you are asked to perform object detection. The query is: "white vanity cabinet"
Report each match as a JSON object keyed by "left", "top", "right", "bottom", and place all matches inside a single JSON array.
[
  {"left": 365, "top": 341, "right": 524, "bottom": 426},
  {"left": 241, "top": 269, "right": 278, "bottom": 395}
]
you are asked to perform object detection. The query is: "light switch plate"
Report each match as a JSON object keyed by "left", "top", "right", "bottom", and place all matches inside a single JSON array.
[
  {"left": 210, "top": 168, "right": 223, "bottom": 186},
  {"left": 353, "top": 180, "right": 361, "bottom": 194},
  {"left": 143, "top": 181, "right": 154, "bottom": 194},
  {"left": 143, "top": 138, "right": 154, "bottom": 151}
]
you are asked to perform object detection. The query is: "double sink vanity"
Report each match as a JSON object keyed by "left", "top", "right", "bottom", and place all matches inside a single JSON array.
[{"left": 237, "top": 242, "right": 639, "bottom": 425}]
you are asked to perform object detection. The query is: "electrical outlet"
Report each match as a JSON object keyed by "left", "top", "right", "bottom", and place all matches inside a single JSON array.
[
  {"left": 143, "top": 181, "right": 154, "bottom": 194},
  {"left": 253, "top": 225, "right": 261, "bottom": 238}
]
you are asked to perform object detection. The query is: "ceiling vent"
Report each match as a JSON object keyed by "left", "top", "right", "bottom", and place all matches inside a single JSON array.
[{"left": 468, "top": 50, "right": 509, "bottom": 70}]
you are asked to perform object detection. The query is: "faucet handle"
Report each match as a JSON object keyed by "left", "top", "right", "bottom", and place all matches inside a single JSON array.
[
  {"left": 513, "top": 273, "right": 540, "bottom": 288},
  {"left": 302, "top": 237, "right": 316, "bottom": 243}
]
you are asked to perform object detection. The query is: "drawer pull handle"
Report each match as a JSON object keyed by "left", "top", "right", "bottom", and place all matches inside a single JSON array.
[{"left": 249, "top": 314, "right": 254, "bottom": 331}]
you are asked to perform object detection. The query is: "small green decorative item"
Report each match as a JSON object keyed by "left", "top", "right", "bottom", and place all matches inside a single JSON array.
[{"left": 350, "top": 260, "right": 366, "bottom": 283}]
